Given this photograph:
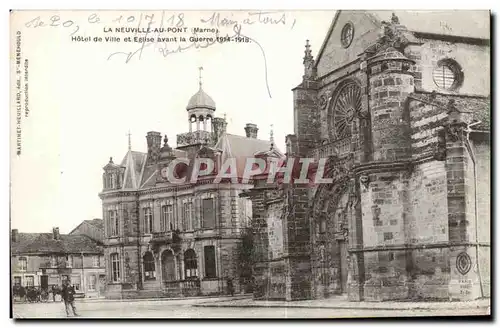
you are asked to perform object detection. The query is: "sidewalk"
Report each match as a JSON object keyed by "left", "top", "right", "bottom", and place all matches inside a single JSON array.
[{"left": 194, "top": 297, "right": 491, "bottom": 311}]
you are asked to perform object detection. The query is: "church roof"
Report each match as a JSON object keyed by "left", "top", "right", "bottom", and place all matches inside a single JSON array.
[
  {"left": 314, "top": 10, "right": 489, "bottom": 71},
  {"left": 186, "top": 87, "right": 216, "bottom": 111},
  {"left": 367, "top": 10, "right": 489, "bottom": 40}
]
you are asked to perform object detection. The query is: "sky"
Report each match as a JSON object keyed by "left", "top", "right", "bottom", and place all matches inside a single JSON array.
[{"left": 10, "top": 10, "right": 335, "bottom": 233}]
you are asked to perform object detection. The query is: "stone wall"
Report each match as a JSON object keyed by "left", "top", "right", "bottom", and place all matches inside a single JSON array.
[
  {"left": 472, "top": 137, "right": 491, "bottom": 297},
  {"left": 405, "top": 39, "right": 490, "bottom": 96}
]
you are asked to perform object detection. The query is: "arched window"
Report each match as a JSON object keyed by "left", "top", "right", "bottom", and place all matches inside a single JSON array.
[
  {"left": 184, "top": 249, "right": 198, "bottom": 279},
  {"left": 143, "top": 252, "right": 156, "bottom": 280},
  {"left": 206, "top": 115, "right": 213, "bottom": 132}
]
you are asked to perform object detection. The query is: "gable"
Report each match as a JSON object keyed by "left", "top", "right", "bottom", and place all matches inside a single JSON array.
[{"left": 315, "top": 11, "right": 382, "bottom": 78}]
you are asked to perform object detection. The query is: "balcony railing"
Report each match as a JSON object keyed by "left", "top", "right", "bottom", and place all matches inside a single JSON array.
[
  {"left": 177, "top": 131, "right": 213, "bottom": 147},
  {"left": 150, "top": 231, "right": 174, "bottom": 244},
  {"left": 162, "top": 279, "right": 201, "bottom": 296}
]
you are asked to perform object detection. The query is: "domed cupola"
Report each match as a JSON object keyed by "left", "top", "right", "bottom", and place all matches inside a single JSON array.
[
  {"left": 186, "top": 67, "right": 216, "bottom": 134},
  {"left": 186, "top": 88, "right": 216, "bottom": 111}
]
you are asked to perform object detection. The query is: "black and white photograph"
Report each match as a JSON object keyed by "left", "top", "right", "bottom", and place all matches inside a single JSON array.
[{"left": 8, "top": 9, "right": 491, "bottom": 319}]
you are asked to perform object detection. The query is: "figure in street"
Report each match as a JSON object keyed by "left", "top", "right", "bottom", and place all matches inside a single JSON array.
[
  {"left": 227, "top": 277, "right": 234, "bottom": 297},
  {"left": 61, "top": 280, "right": 79, "bottom": 317}
]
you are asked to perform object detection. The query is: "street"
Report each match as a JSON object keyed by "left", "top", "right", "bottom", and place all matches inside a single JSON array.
[{"left": 12, "top": 298, "right": 490, "bottom": 319}]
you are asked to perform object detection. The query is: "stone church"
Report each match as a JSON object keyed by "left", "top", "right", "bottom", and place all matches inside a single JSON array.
[
  {"left": 99, "top": 77, "right": 280, "bottom": 299},
  {"left": 246, "top": 10, "right": 490, "bottom": 301}
]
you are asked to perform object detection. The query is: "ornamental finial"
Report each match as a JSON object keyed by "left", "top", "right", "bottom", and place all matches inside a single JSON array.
[
  {"left": 270, "top": 124, "right": 275, "bottom": 150},
  {"left": 126, "top": 130, "right": 132, "bottom": 151},
  {"left": 198, "top": 66, "right": 203, "bottom": 89}
]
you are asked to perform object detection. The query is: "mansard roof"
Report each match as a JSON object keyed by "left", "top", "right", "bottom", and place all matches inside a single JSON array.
[{"left": 120, "top": 150, "right": 147, "bottom": 189}]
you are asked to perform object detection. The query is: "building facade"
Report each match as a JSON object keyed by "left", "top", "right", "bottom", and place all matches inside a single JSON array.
[
  {"left": 99, "top": 81, "right": 278, "bottom": 299},
  {"left": 11, "top": 227, "right": 106, "bottom": 299},
  {"left": 247, "top": 10, "right": 490, "bottom": 301}
]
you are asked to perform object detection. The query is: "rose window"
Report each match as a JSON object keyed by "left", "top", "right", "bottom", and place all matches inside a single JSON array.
[{"left": 328, "top": 81, "right": 362, "bottom": 140}]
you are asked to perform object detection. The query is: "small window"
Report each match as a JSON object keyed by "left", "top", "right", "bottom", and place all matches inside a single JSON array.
[
  {"left": 432, "top": 59, "right": 463, "bottom": 91},
  {"left": 14, "top": 276, "right": 21, "bottom": 286},
  {"left": 92, "top": 256, "right": 99, "bottom": 267},
  {"left": 108, "top": 210, "right": 119, "bottom": 236},
  {"left": 111, "top": 253, "right": 120, "bottom": 282},
  {"left": 88, "top": 275, "right": 97, "bottom": 291},
  {"left": 204, "top": 246, "right": 216, "bottom": 278},
  {"left": 66, "top": 255, "right": 73, "bottom": 268},
  {"left": 341, "top": 22, "right": 354, "bottom": 48},
  {"left": 184, "top": 249, "right": 198, "bottom": 278},
  {"left": 74, "top": 281, "right": 81, "bottom": 291},
  {"left": 202, "top": 198, "right": 215, "bottom": 229},
  {"left": 183, "top": 202, "right": 194, "bottom": 231},
  {"left": 384, "top": 232, "right": 393, "bottom": 241},
  {"left": 50, "top": 255, "right": 57, "bottom": 267},
  {"left": 144, "top": 207, "right": 153, "bottom": 234},
  {"left": 25, "top": 276, "right": 34, "bottom": 287}
]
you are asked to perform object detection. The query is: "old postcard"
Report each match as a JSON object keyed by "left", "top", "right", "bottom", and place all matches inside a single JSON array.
[{"left": 10, "top": 9, "right": 491, "bottom": 319}]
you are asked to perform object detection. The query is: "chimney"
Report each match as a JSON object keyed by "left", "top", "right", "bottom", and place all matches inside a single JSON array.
[
  {"left": 212, "top": 117, "right": 228, "bottom": 144},
  {"left": 146, "top": 131, "right": 162, "bottom": 164},
  {"left": 52, "top": 227, "right": 60, "bottom": 240},
  {"left": 11, "top": 229, "right": 19, "bottom": 242},
  {"left": 244, "top": 123, "right": 258, "bottom": 139}
]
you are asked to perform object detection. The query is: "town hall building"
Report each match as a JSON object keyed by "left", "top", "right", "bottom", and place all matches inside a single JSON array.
[
  {"left": 245, "top": 10, "right": 490, "bottom": 302},
  {"left": 99, "top": 75, "right": 280, "bottom": 299}
]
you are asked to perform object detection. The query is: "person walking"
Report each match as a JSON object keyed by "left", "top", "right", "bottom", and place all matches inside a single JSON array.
[
  {"left": 61, "top": 281, "right": 79, "bottom": 317},
  {"left": 226, "top": 278, "right": 234, "bottom": 297}
]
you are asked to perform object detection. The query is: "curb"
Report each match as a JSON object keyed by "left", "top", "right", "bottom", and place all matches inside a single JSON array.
[
  {"left": 193, "top": 301, "right": 491, "bottom": 311},
  {"left": 193, "top": 304, "right": 490, "bottom": 311}
]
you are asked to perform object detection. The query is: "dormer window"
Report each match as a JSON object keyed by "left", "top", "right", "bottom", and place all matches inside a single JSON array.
[
  {"left": 109, "top": 174, "right": 115, "bottom": 189},
  {"left": 103, "top": 157, "right": 124, "bottom": 190}
]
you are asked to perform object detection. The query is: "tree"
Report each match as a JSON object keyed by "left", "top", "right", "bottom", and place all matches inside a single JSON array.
[{"left": 237, "top": 226, "right": 254, "bottom": 293}]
